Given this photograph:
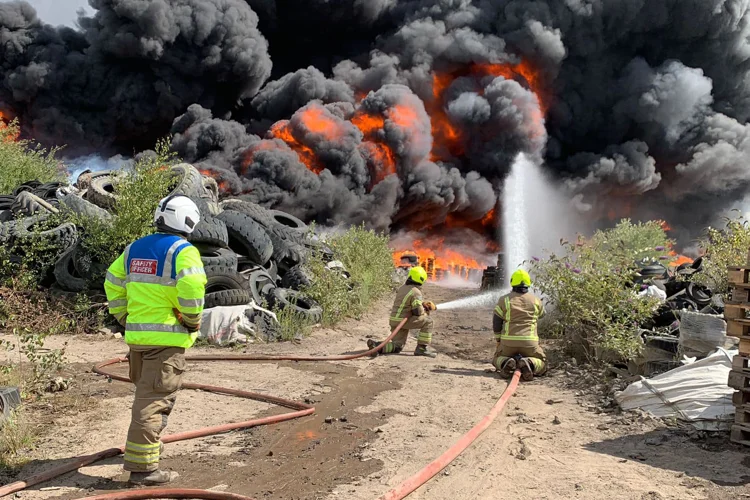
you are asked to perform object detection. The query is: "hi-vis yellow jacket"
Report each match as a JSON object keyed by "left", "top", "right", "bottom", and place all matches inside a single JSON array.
[
  {"left": 493, "top": 290, "right": 545, "bottom": 348},
  {"left": 104, "top": 233, "right": 207, "bottom": 349}
]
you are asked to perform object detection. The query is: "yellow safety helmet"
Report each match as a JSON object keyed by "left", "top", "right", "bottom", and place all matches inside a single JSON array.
[
  {"left": 510, "top": 269, "right": 531, "bottom": 287},
  {"left": 408, "top": 266, "right": 428, "bottom": 285}
]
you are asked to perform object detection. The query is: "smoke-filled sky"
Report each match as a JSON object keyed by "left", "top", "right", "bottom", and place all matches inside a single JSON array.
[
  {"left": 4, "top": 0, "right": 89, "bottom": 26},
  {"left": 2, "top": 0, "right": 750, "bottom": 250}
]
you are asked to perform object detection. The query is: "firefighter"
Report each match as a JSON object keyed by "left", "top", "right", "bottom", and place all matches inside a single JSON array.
[
  {"left": 367, "top": 266, "right": 438, "bottom": 358},
  {"left": 492, "top": 269, "right": 546, "bottom": 381},
  {"left": 104, "top": 195, "right": 207, "bottom": 486}
]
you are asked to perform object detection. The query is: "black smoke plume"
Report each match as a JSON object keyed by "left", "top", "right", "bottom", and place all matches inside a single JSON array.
[{"left": 3, "top": 0, "right": 750, "bottom": 246}]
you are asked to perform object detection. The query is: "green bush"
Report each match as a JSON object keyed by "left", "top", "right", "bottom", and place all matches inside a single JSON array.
[
  {"left": 692, "top": 213, "right": 750, "bottom": 295},
  {"left": 530, "top": 219, "right": 672, "bottom": 362},
  {"left": 305, "top": 224, "right": 396, "bottom": 327},
  {"left": 69, "top": 138, "right": 178, "bottom": 271},
  {"left": 0, "top": 119, "right": 65, "bottom": 194}
]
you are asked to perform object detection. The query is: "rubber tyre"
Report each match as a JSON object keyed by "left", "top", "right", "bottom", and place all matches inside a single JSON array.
[
  {"left": 73, "top": 248, "right": 108, "bottom": 286},
  {"left": 168, "top": 163, "right": 204, "bottom": 198},
  {"left": 0, "top": 221, "right": 16, "bottom": 244},
  {"left": 268, "top": 288, "right": 323, "bottom": 324},
  {"left": 205, "top": 264, "right": 249, "bottom": 290},
  {"left": 187, "top": 213, "right": 228, "bottom": 248},
  {"left": 87, "top": 174, "right": 118, "bottom": 210},
  {"left": 11, "top": 215, "right": 78, "bottom": 248},
  {"left": 59, "top": 193, "right": 113, "bottom": 220},
  {"left": 54, "top": 244, "right": 87, "bottom": 292},
  {"left": 269, "top": 210, "right": 307, "bottom": 231},
  {"left": 205, "top": 288, "right": 252, "bottom": 309},
  {"left": 217, "top": 201, "right": 307, "bottom": 265},
  {"left": 247, "top": 269, "right": 276, "bottom": 304},
  {"left": 200, "top": 248, "right": 238, "bottom": 269},
  {"left": 280, "top": 264, "right": 312, "bottom": 291},
  {"left": 216, "top": 210, "right": 273, "bottom": 266}
]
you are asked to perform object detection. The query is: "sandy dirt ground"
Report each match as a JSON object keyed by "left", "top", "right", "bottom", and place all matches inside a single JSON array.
[{"left": 2, "top": 283, "right": 750, "bottom": 500}]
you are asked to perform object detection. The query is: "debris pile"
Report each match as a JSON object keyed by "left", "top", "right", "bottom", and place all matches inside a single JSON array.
[{"left": 0, "top": 164, "right": 343, "bottom": 329}]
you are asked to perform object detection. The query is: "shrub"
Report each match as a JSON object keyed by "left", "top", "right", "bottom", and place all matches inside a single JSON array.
[
  {"left": 305, "top": 224, "right": 396, "bottom": 327},
  {"left": 530, "top": 219, "right": 672, "bottom": 362},
  {"left": 692, "top": 213, "right": 750, "bottom": 295},
  {"left": 69, "top": 138, "right": 178, "bottom": 270},
  {"left": 0, "top": 119, "right": 65, "bottom": 194}
]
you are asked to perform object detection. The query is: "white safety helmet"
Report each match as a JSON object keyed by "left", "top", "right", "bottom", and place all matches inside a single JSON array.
[{"left": 154, "top": 195, "right": 200, "bottom": 235}]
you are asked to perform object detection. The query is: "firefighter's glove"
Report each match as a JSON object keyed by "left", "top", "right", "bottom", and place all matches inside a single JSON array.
[{"left": 423, "top": 301, "right": 437, "bottom": 314}]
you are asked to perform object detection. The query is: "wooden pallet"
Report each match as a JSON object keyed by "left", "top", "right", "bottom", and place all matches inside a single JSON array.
[
  {"left": 731, "top": 287, "right": 750, "bottom": 304},
  {"left": 729, "top": 267, "right": 750, "bottom": 286},
  {"left": 735, "top": 407, "right": 750, "bottom": 425},
  {"left": 728, "top": 370, "right": 750, "bottom": 390},
  {"left": 724, "top": 302, "right": 750, "bottom": 320},
  {"left": 731, "top": 423, "right": 750, "bottom": 446},
  {"left": 727, "top": 319, "right": 750, "bottom": 338},
  {"left": 733, "top": 391, "right": 750, "bottom": 407}
]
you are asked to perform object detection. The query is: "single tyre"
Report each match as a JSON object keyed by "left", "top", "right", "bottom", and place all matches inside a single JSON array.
[
  {"left": 269, "top": 210, "right": 307, "bottom": 231},
  {"left": 268, "top": 288, "right": 323, "bottom": 324},
  {"left": 216, "top": 210, "right": 273, "bottom": 266},
  {"left": 88, "top": 174, "right": 118, "bottom": 209},
  {"left": 11, "top": 215, "right": 78, "bottom": 249},
  {"left": 247, "top": 269, "right": 276, "bottom": 304},
  {"left": 73, "top": 247, "right": 108, "bottom": 286},
  {"left": 187, "top": 213, "right": 228, "bottom": 248},
  {"left": 168, "top": 163, "right": 204, "bottom": 198},
  {"left": 205, "top": 264, "right": 249, "bottom": 290},
  {"left": 58, "top": 193, "right": 113, "bottom": 220},
  {"left": 54, "top": 244, "right": 87, "bottom": 292},
  {"left": 0, "top": 220, "right": 16, "bottom": 244},
  {"left": 220, "top": 199, "right": 276, "bottom": 227},
  {"left": 200, "top": 248, "right": 238, "bottom": 269},
  {"left": 205, "top": 288, "right": 252, "bottom": 309},
  {"left": 280, "top": 264, "right": 312, "bottom": 291},
  {"left": 202, "top": 176, "right": 220, "bottom": 204}
]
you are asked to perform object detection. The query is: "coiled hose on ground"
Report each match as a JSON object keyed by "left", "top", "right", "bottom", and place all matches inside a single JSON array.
[{"left": 0, "top": 318, "right": 522, "bottom": 500}]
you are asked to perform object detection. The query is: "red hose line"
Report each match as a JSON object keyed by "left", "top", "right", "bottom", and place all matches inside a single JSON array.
[
  {"left": 83, "top": 489, "right": 256, "bottom": 500},
  {"left": 0, "top": 319, "right": 407, "bottom": 499},
  {"left": 377, "top": 370, "right": 522, "bottom": 500}
]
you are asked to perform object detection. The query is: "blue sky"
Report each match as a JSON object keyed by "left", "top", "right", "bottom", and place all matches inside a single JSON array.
[{"left": 8, "top": 0, "right": 91, "bottom": 27}]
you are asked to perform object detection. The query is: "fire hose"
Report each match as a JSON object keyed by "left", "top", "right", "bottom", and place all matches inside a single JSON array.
[{"left": 0, "top": 317, "right": 522, "bottom": 500}]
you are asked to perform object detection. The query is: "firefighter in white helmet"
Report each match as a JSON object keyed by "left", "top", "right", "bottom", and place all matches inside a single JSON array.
[{"left": 104, "top": 195, "right": 206, "bottom": 485}]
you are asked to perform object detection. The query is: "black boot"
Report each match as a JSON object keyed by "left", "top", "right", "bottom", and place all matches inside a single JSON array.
[
  {"left": 366, "top": 339, "right": 381, "bottom": 357},
  {"left": 517, "top": 358, "right": 534, "bottom": 381}
]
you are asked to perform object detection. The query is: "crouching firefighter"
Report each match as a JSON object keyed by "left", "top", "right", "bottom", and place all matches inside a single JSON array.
[
  {"left": 492, "top": 269, "right": 547, "bottom": 381},
  {"left": 367, "top": 266, "right": 438, "bottom": 358},
  {"left": 104, "top": 195, "right": 207, "bottom": 486}
]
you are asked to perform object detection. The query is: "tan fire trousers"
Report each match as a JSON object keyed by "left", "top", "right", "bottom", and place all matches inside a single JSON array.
[
  {"left": 124, "top": 346, "right": 187, "bottom": 472},
  {"left": 493, "top": 343, "right": 547, "bottom": 375},
  {"left": 389, "top": 315, "right": 433, "bottom": 347}
]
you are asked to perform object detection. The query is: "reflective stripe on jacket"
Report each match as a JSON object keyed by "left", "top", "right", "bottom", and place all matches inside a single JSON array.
[
  {"left": 390, "top": 284, "right": 424, "bottom": 322},
  {"left": 104, "top": 233, "right": 207, "bottom": 348},
  {"left": 493, "top": 291, "right": 545, "bottom": 347}
]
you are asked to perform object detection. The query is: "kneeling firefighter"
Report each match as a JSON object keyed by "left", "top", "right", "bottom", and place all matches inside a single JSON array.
[
  {"left": 492, "top": 269, "right": 546, "bottom": 381},
  {"left": 104, "top": 195, "right": 207, "bottom": 486},
  {"left": 367, "top": 266, "right": 438, "bottom": 358}
]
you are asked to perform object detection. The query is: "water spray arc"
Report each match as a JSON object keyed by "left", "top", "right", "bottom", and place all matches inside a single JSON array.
[{"left": 436, "top": 154, "right": 531, "bottom": 310}]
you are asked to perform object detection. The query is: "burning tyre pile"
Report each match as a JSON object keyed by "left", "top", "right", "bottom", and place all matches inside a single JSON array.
[{"left": 0, "top": 164, "right": 340, "bottom": 326}]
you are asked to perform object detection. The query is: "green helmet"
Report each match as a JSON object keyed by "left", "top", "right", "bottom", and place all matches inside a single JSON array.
[
  {"left": 408, "top": 266, "right": 428, "bottom": 285},
  {"left": 510, "top": 269, "right": 531, "bottom": 287}
]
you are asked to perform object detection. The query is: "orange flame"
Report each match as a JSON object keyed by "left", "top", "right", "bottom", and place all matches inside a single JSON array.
[
  {"left": 350, "top": 110, "right": 398, "bottom": 186},
  {"left": 0, "top": 111, "right": 19, "bottom": 142},
  {"left": 668, "top": 251, "right": 692, "bottom": 267},
  {"left": 268, "top": 120, "right": 324, "bottom": 174},
  {"left": 429, "top": 61, "right": 547, "bottom": 161},
  {"left": 198, "top": 169, "right": 230, "bottom": 192},
  {"left": 392, "top": 238, "right": 489, "bottom": 281}
]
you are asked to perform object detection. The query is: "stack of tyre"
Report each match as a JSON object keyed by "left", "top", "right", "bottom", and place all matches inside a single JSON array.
[{"left": 0, "top": 164, "right": 326, "bottom": 324}]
